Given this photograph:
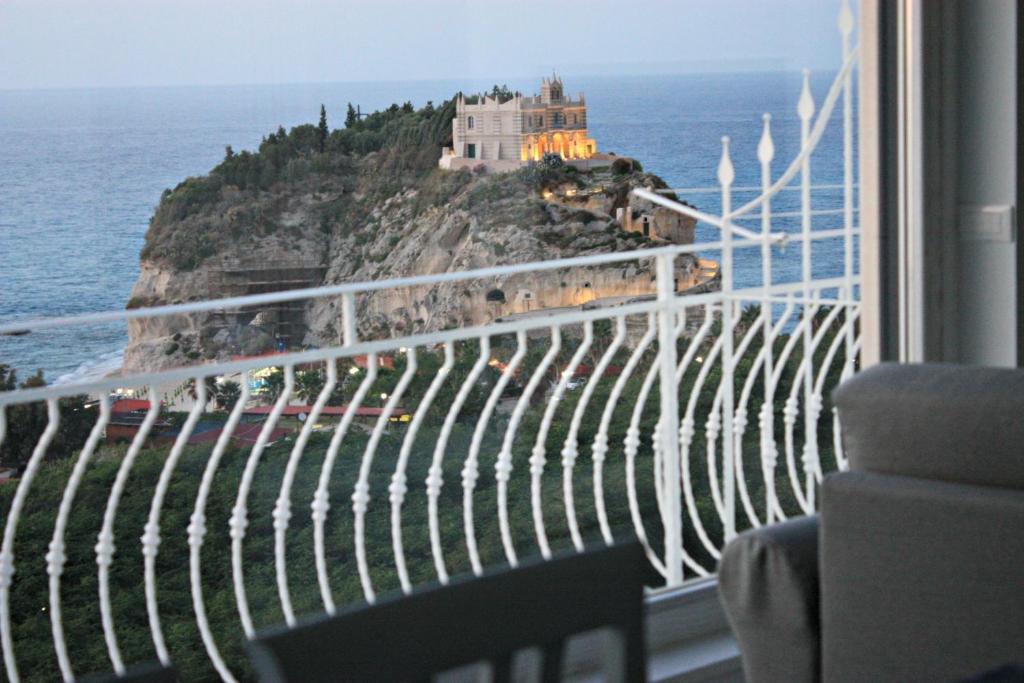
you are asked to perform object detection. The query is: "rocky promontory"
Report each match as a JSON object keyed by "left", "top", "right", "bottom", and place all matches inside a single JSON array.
[{"left": 124, "top": 97, "right": 708, "bottom": 374}]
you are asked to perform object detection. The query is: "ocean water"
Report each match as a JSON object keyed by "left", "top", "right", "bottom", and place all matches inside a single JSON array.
[{"left": 0, "top": 72, "right": 853, "bottom": 382}]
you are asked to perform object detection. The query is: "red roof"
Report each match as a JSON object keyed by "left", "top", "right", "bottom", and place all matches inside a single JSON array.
[
  {"left": 230, "top": 351, "right": 287, "bottom": 362},
  {"left": 353, "top": 354, "right": 395, "bottom": 370},
  {"left": 242, "top": 405, "right": 407, "bottom": 418},
  {"left": 188, "top": 423, "right": 290, "bottom": 445},
  {"left": 111, "top": 399, "right": 152, "bottom": 413},
  {"left": 571, "top": 364, "right": 624, "bottom": 377}
]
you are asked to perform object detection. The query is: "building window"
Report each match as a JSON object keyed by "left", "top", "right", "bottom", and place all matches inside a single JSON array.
[
  {"left": 572, "top": 114, "right": 577, "bottom": 125},
  {"left": 538, "top": 116, "right": 543, "bottom": 127},
  {"left": 467, "top": 116, "right": 474, "bottom": 130}
]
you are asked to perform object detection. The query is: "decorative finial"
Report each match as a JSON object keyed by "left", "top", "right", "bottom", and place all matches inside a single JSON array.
[
  {"left": 717, "top": 136, "right": 735, "bottom": 188},
  {"left": 838, "top": 0, "right": 854, "bottom": 37},
  {"left": 797, "top": 70, "right": 815, "bottom": 121},
  {"left": 757, "top": 113, "right": 775, "bottom": 165}
]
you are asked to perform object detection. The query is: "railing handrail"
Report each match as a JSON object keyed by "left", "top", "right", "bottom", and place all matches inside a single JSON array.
[
  {"left": 655, "top": 182, "right": 859, "bottom": 195},
  {"left": 0, "top": 273, "right": 859, "bottom": 407},
  {"left": 0, "top": 225, "right": 854, "bottom": 338}
]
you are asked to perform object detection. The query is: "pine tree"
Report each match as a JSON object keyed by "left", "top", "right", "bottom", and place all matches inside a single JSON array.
[
  {"left": 345, "top": 102, "right": 358, "bottom": 129},
  {"left": 317, "top": 104, "right": 328, "bottom": 153}
]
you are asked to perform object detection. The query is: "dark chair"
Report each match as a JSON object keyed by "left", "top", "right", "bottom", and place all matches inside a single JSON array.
[
  {"left": 79, "top": 662, "right": 178, "bottom": 683},
  {"left": 247, "top": 541, "right": 647, "bottom": 683}
]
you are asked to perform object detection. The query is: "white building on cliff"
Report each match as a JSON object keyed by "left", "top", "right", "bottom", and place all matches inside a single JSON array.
[{"left": 439, "top": 75, "right": 608, "bottom": 172}]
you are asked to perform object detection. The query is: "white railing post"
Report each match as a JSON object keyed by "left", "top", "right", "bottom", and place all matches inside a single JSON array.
[
  {"left": 798, "top": 70, "right": 820, "bottom": 508},
  {"left": 655, "top": 252, "right": 683, "bottom": 586},
  {"left": 757, "top": 115, "right": 779, "bottom": 524},
  {"left": 840, "top": 0, "right": 856, "bottom": 365},
  {"left": 341, "top": 292, "right": 357, "bottom": 346},
  {"left": 718, "top": 136, "right": 737, "bottom": 542}
]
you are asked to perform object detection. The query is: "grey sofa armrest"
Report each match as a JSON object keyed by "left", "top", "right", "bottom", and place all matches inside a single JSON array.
[
  {"left": 833, "top": 363, "right": 1024, "bottom": 489},
  {"left": 717, "top": 515, "right": 820, "bottom": 683}
]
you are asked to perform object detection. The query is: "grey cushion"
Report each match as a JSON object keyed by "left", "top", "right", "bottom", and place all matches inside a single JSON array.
[
  {"left": 821, "top": 471, "right": 1024, "bottom": 683},
  {"left": 833, "top": 362, "right": 1024, "bottom": 490},
  {"left": 718, "top": 515, "right": 820, "bottom": 683}
]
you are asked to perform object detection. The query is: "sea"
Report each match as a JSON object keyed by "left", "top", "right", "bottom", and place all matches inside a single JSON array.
[{"left": 0, "top": 72, "right": 854, "bottom": 384}]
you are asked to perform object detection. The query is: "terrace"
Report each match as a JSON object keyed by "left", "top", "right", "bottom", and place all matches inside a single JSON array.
[{"left": 0, "top": 1, "right": 1020, "bottom": 681}]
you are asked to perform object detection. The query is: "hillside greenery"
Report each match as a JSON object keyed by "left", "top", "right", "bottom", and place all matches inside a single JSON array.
[{"left": 140, "top": 96, "right": 459, "bottom": 271}]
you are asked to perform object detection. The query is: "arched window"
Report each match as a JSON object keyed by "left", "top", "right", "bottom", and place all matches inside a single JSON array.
[{"left": 467, "top": 116, "right": 474, "bottom": 130}]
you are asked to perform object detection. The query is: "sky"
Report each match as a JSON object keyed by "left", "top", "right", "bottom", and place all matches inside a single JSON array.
[{"left": 0, "top": 0, "right": 852, "bottom": 90}]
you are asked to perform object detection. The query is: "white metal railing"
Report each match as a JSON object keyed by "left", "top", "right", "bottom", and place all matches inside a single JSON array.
[{"left": 0, "top": 3, "right": 857, "bottom": 681}]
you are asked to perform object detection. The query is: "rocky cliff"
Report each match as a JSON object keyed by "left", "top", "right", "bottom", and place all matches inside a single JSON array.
[{"left": 124, "top": 98, "right": 706, "bottom": 373}]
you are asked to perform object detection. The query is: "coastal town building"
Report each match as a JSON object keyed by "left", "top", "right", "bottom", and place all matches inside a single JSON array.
[{"left": 439, "top": 75, "right": 609, "bottom": 172}]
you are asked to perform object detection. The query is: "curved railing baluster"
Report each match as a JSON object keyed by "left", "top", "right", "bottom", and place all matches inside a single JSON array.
[
  {"left": 498, "top": 328, "right": 559, "bottom": 567},
  {"left": 313, "top": 357, "right": 377, "bottom": 614},
  {"left": 833, "top": 309, "right": 860, "bottom": 471},
  {"left": 190, "top": 381, "right": 250, "bottom": 683},
  {"left": 682, "top": 313, "right": 729, "bottom": 522},
  {"left": 464, "top": 333, "right": 526, "bottom": 575},
  {"left": 735, "top": 302, "right": 796, "bottom": 528},
  {"left": 96, "top": 389, "right": 160, "bottom": 674},
  {"left": 1, "top": 399, "right": 59, "bottom": 683},
  {"left": 812, "top": 305, "right": 860, "bottom": 478},
  {"left": 674, "top": 308, "right": 721, "bottom": 562},
  {"left": 560, "top": 321, "right": 593, "bottom": 552},
  {"left": 144, "top": 380, "right": 207, "bottom": 665},
  {"left": 48, "top": 396, "right": 110, "bottom": 682},
  {"left": 624, "top": 353, "right": 670, "bottom": 576},
  {"left": 524, "top": 328, "right": 563, "bottom": 560},
  {"left": 627, "top": 347, "right": 708, "bottom": 577},
  {"left": 428, "top": 339, "right": 489, "bottom": 583},
  {"left": 770, "top": 301, "right": 819, "bottom": 515},
  {"left": 354, "top": 348, "right": 417, "bottom": 603},
  {"left": 593, "top": 315, "right": 651, "bottom": 545},
  {"left": 784, "top": 301, "right": 844, "bottom": 509},
  {"left": 275, "top": 363, "right": 337, "bottom": 625},
  {"left": 231, "top": 367, "right": 293, "bottom": 638},
  {"left": 562, "top": 317, "right": 623, "bottom": 549},
  {"left": 709, "top": 307, "right": 768, "bottom": 529},
  {"left": 815, "top": 309, "right": 859, "bottom": 403},
  {"left": 392, "top": 342, "right": 453, "bottom": 594}
]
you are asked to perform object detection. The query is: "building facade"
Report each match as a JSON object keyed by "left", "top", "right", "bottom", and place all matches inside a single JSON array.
[{"left": 440, "top": 75, "right": 601, "bottom": 172}]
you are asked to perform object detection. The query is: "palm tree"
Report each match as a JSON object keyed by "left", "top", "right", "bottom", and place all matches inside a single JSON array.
[
  {"left": 296, "top": 370, "right": 326, "bottom": 404},
  {"left": 215, "top": 380, "right": 242, "bottom": 410}
]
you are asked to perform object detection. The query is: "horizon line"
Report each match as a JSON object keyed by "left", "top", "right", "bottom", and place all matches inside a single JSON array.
[{"left": 0, "top": 66, "right": 844, "bottom": 95}]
